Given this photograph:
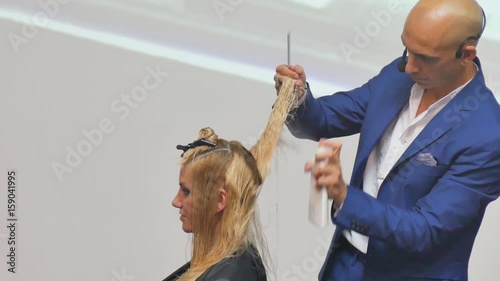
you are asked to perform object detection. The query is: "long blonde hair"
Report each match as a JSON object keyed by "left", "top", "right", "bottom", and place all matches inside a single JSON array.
[{"left": 177, "top": 78, "right": 299, "bottom": 280}]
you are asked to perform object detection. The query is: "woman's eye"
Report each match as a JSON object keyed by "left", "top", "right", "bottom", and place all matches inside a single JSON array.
[{"left": 181, "top": 187, "right": 190, "bottom": 196}]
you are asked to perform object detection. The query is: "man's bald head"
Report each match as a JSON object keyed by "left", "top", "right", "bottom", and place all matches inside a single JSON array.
[{"left": 404, "top": 0, "right": 484, "bottom": 52}]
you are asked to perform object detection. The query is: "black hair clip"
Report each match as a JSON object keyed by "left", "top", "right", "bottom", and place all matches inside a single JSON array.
[{"left": 176, "top": 138, "right": 217, "bottom": 157}]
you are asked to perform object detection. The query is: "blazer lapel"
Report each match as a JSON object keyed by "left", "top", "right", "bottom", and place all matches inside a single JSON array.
[
  {"left": 351, "top": 80, "right": 413, "bottom": 187},
  {"left": 391, "top": 76, "right": 482, "bottom": 170}
]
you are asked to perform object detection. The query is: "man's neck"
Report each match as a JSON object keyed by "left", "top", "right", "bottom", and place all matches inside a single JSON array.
[
  {"left": 425, "top": 63, "right": 477, "bottom": 99},
  {"left": 417, "top": 63, "right": 477, "bottom": 116}
]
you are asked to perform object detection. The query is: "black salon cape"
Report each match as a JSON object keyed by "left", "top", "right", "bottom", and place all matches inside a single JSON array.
[{"left": 162, "top": 247, "right": 267, "bottom": 281}]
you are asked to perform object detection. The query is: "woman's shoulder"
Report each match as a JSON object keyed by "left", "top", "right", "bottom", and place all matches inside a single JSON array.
[
  {"left": 162, "top": 262, "right": 190, "bottom": 281},
  {"left": 197, "top": 246, "right": 267, "bottom": 281}
]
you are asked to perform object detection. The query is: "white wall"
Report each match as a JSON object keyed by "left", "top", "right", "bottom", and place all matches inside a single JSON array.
[{"left": 0, "top": 1, "right": 499, "bottom": 281}]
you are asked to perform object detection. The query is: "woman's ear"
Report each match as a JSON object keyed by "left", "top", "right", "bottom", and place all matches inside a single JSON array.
[{"left": 216, "top": 187, "right": 227, "bottom": 213}]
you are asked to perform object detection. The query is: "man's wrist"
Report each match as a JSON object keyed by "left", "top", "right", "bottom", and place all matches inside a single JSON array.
[{"left": 333, "top": 185, "right": 347, "bottom": 209}]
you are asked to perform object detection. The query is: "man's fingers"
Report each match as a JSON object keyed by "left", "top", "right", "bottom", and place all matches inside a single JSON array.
[
  {"left": 317, "top": 175, "right": 332, "bottom": 188},
  {"left": 314, "top": 152, "right": 330, "bottom": 164},
  {"left": 286, "top": 65, "right": 300, "bottom": 79},
  {"left": 318, "top": 139, "right": 342, "bottom": 157},
  {"left": 333, "top": 143, "right": 342, "bottom": 157},
  {"left": 276, "top": 64, "right": 288, "bottom": 73},
  {"left": 293, "top": 64, "right": 306, "bottom": 78},
  {"left": 277, "top": 64, "right": 300, "bottom": 79},
  {"left": 318, "top": 139, "right": 342, "bottom": 149},
  {"left": 304, "top": 161, "right": 314, "bottom": 172},
  {"left": 275, "top": 74, "right": 305, "bottom": 96},
  {"left": 274, "top": 74, "right": 281, "bottom": 89}
]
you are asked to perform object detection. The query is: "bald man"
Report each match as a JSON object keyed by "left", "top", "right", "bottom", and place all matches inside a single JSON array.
[{"left": 275, "top": 0, "right": 500, "bottom": 280}]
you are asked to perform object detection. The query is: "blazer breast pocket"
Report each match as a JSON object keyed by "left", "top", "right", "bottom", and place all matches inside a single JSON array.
[
  {"left": 399, "top": 156, "right": 450, "bottom": 178},
  {"left": 409, "top": 162, "right": 450, "bottom": 177},
  {"left": 392, "top": 159, "right": 450, "bottom": 203}
]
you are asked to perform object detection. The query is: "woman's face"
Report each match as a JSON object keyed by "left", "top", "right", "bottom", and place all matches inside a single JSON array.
[{"left": 172, "top": 164, "right": 193, "bottom": 233}]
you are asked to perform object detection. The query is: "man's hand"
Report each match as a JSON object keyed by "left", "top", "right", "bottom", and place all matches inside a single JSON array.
[
  {"left": 274, "top": 64, "right": 307, "bottom": 98},
  {"left": 305, "top": 139, "right": 347, "bottom": 208}
]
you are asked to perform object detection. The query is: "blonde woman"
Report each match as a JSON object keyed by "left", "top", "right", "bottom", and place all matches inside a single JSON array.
[
  {"left": 163, "top": 79, "right": 300, "bottom": 281},
  {"left": 167, "top": 129, "right": 268, "bottom": 280}
]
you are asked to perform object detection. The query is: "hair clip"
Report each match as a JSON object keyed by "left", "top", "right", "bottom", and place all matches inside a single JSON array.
[{"left": 176, "top": 138, "right": 217, "bottom": 157}]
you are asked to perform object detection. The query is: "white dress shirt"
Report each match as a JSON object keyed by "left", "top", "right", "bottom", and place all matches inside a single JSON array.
[{"left": 343, "top": 70, "right": 477, "bottom": 254}]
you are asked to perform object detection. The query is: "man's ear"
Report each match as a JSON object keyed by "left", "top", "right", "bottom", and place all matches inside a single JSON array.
[
  {"left": 216, "top": 188, "right": 227, "bottom": 213},
  {"left": 461, "top": 45, "right": 477, "bottom": 64}
]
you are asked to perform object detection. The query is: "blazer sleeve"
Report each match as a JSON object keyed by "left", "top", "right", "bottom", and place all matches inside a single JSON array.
[
  {"left": 286, "top": 59, "right": 401, "bottom": 141},
  {"left": 332, "top": 136, "right": 500, "bottom": 253}
]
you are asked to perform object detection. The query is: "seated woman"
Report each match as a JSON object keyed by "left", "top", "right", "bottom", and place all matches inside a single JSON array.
[
  {"left": 167, "top": 128, "right": 268, "bottom": 281},
  {"left": 163, "top": 78, "right": 300, "bottom": 281}
]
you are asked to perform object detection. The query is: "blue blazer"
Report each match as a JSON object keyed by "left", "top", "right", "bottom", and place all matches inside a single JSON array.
[{"left": 287, "top": 57, "right": 500, "bottom": 280}]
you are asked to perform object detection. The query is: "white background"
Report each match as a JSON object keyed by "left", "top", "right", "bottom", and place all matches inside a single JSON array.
[{"left": 0, "top": 0, "right": 499, "bottom": 280}]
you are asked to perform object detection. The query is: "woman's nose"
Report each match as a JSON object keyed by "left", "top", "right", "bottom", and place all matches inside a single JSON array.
[{"left": 172, "top": 191, "right": 182, "bottom": 208}]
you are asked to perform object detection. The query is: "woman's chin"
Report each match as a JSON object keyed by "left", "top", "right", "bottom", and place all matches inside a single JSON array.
[{"left": 182, "top": 225, "right": 193, "bottom": 233}]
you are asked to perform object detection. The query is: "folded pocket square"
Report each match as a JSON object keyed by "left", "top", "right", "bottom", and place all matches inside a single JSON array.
[{"left": 416, "top": 153, "right": 438, "bottom": 166}]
